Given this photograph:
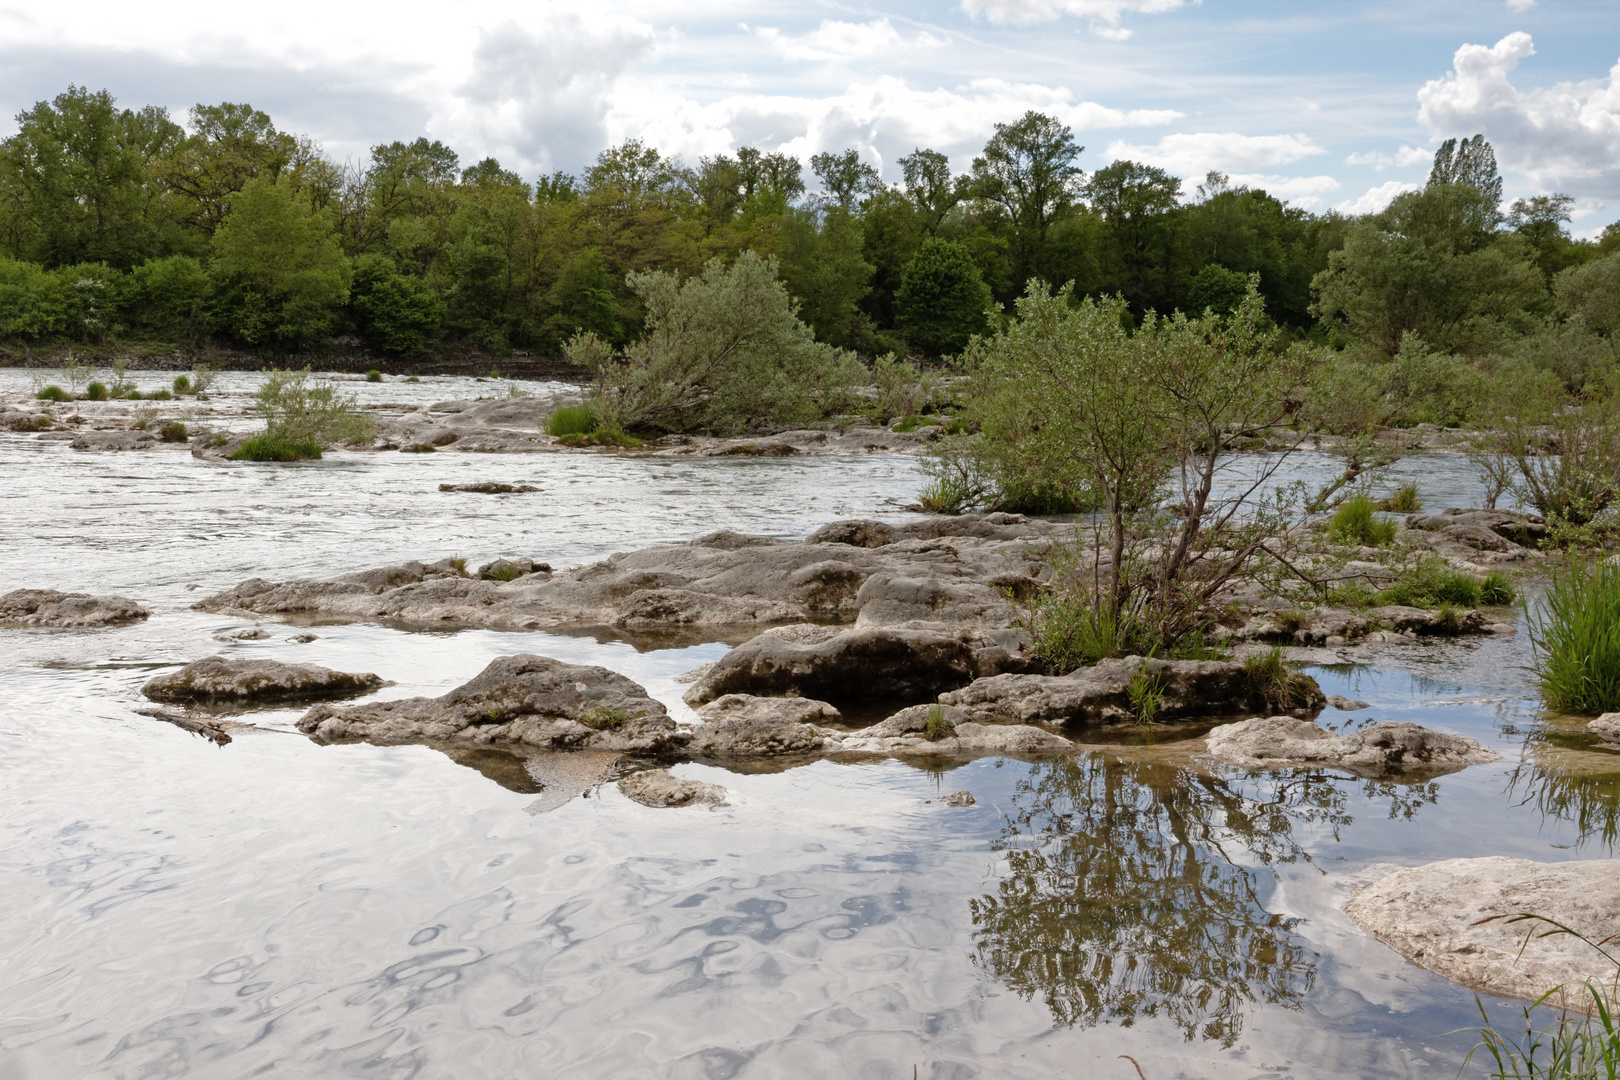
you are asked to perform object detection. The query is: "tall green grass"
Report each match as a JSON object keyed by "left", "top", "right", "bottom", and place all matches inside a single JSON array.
[
  {"left": 1528, "top": 561, "right": 1620, "bottom": 715},
  {"left": 230, "top": 432, "right": 324, "bottom": 462},
  {"left": 547, "top": 405, "right": 598, "bottom": 438},
  {"left": 1329, "top": 493, "right": 1397, "bottom": 546},
  {"left": 1378, "top": 559, "right": 1515, "bottom": 609}
]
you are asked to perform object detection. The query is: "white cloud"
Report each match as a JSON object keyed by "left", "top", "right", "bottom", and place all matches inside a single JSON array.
[
  {"left": 1335, "top": 180, "right": 1420, "bottom": 215},
  {"left": 1417, "top": 32, "right": 1620, "bottom": 198},
  {"left": 1224, "top": 173, "right": 1338, "bottom": 209},
  {"left": 960, "top": 0, "right": 1192, "bottom": 29},
  {"left": 1105, "top": 131, "right": 1325, "bottom": 173},
  {"left": 753, "top": 19, "right": 936, "bottom": 63},
  {"left": 1506, "top": 0, "right": 1535, "bottom": 11},
  {"left": 612, "top": 75, "right": 1181, "bottom": 176},
  {"left": 1343, "top": 144, "right": 1432, "bottom": 170}
]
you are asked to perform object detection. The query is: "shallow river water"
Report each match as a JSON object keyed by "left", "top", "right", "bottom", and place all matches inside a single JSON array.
[{"left": 2, "top": 375, "right": 1615, "bottom": 1079}]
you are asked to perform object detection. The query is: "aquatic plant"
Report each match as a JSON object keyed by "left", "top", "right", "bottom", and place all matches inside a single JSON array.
[
  {"left": 547, "top": 404, "right": 598, "bottom": 438},
  {"left": 35, "top": 384, "right": 69, "bottom": 401},
  {"left": 1328, "top": 493, "right": 1397, "bottom": 547},
  {"left": 365, "top": 369, "right": 382, "bottom": 382},
  {"left": 159, "top": 421, "right": 188, "bottom": 443},
  {"left": 83, "top": 381, "right": 107, "bottom": 400},
  {"left": 230, "top": 432, "right": 324, "bottom": 462},
  {"left": 1527, "top": 560, "right": 1620, "bottom": 715},
  {"left": 1481, "top": 571, "right": 1517, "bottom": 606},
  {"left": 1128, "top": 667, "right": 1165, "bottom": 722}
]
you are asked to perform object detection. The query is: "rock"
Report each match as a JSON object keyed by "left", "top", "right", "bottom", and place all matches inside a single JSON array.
[
  {"left": 214, "top": 627, "right": 271, "bottom": 641},
  {"left": 938, "top": 791, "right": 976, "bottom": 807},
  {"left": 682, "top": 624, "right": 979, "bottom": 704},
  {"left": 940, "top": 656, "right": 1325, "bottom": 729},
  {"left": 1205, "top": 716, "right": 1498, "bottom": 775},
  {"left": 196, "top": 515, "right": 1055, "bottom": 634},
  {"left": 143, "top": 656, "right": 387, "bottom": 706},
  {"left": 807, "top": 519, "right": 896, "bottom": 548},
  {"left": 479, "top": 557, "right": 548, "bottom": 581},
  {"left": 1346, "top": 857, "right": 1620, "bottom": 1009},
  {"left": 0, "top": 588, "right": 149, "bottom": 627},
  {"left": 439, "top": 482, "right": 539, "bottom": 494},
  {"left": 1489, "top": 622, "right": 1516, "bottom": 634},
  {"left": 1327, "top": 695, "right": 1371, "bottom": 711},
  {"left": 833, "top": 703, "right": 1074, "bottom": 756},
  {"left": 1589, "top": 713, "right": 1620, "bottom": 743},
  {"left": 618, "top": 768, "right": 728, "bottom": 808},
  {"left": 69, "top": 430, "right": 156, "bottom": 451},
  {"left": 297, "top": 654, "right": 684, "bottom": 753},
  {"left": 688, "top": 694, "right": 841, "bottom": 757},
  {"left": 1406, "top": 508, "right": 1547, "bottom": 548},
  {"left": 289, "top": 632, "right": 319, "bottom": 643}
]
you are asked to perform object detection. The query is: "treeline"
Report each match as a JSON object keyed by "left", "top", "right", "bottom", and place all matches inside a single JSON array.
[{"left": 0, "top": 85, "right": 1615, "bottom": 361}]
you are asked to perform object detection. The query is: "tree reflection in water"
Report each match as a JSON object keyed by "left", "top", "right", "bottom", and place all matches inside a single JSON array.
[{"left": 972, "top": 753, "right": 1437, "bottom": 1045}]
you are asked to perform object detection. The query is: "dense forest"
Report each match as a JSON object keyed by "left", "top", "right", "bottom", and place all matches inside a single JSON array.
[{"left": 0, "top": 85, "right": 1615, "bottom": 363}]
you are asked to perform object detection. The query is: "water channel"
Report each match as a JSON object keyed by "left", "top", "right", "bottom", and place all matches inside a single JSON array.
[{"left": 3, "top": 372, "right": 1615, "bottom": 1079}]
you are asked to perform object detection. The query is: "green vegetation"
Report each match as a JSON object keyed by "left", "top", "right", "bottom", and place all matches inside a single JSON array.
[
  {"left": 365, "top": 369, "right": 382, "bottom": 382},
  {"left": 1527, "top": 560, "right": 1620, "bottom": 715},
  {"left": 1128, "top": 667, "right": 1165, "bottom": 722},
  {"left": 1379, "top": 558, "right": 1510, "bottom": 609},
  {"left": 35, "top": 384, "right": 69, "bottom": 401},
  {"left": 579, "top": 706, "right": 636, "bottom": 731},
  {"left": 172, "top": 374, "right": 190, "bottom": 393},
  {"left": 1328, "top": 493, "right": 1398, "bottom": 547},
  {"left": 1244, "top": 647, "right": 1314, "bottom": 711},
  {"left": 230, "top": 431, "right": 324, "bottom": 461},
  {"left": 546, "top": 404, "right": 597, "bottom": 438},
  {"left": 84, "top": 381, "right": 107, "bottom": 400},
  {"left": 158, "top": 421, "right": 187, "bottom": 442},
  {"left": 1377, "top": 483, "right": 1421, "bottom": 513},
  {"left": 923, "top": 704, "right": 954, "bottom": 741},
  {"left": 231, "top": 367, "right": 373, "bottom": 461}
]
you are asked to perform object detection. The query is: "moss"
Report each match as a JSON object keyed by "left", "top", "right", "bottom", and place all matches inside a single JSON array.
[{"left": 580, "top": 706, "right": 637, "bottom": 730}]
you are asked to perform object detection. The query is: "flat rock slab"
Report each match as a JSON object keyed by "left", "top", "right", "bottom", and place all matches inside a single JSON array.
[
  {"left": 1205, "top": 716, "right": 1497, "bottom": 776},
  {"left": 143, "top": 656, "right": 387, "bottom": 705},
  {"left": 298, "top": 654, "right": 683, "bottom": 753},
  {"left": 1347, "top": 857, "right": 1620, "bottom": 1008},
  {"left": 69, "top": 430, "right": 156, "bottom": 451},
  {"left": 940, "top": 656, "right": 1325, "bottom": 729},
  {"left": 618, "top": 769, "right": 728, "bottom": 808},
  {"left": 0, "top": 588, "right": 149, "bottom": 627},
  {"left": 832, "top": 703, "right": 1073, "bottom": 757}
]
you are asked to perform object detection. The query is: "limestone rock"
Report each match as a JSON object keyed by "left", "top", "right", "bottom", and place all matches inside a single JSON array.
[
  {"left": 941, "top": 656, "right": 1325, "bottom": 729},
  {"left": 69, "top": 429, "right": 156, "bottom": 451},
  {"left": 1406, "top": 508, "right": 1546, "bottom": 549},
  {"left": 833, "top": 703, "right": 1073, "bottom": 756},
  {"left": 1327, "top": 695, "right": 1371, "bottom": 711},
  {"left": 938, "top": 791, "right": 976, "bottom": 807},
  {"left": 618, "top": 768, "right": 728, "bottom": 808},
  {"left": 1205, "top": 716, "right": 1497, "bottom": 775},
  {"left": 297, "top": 654, "right": 683, "bottom": 753},
  {"left": 143, "top": 656, "right": 386, "bottom": 705},
  {"left": 0, "top": 588, "right": 149, "bottom": 627},
  {"left": 682, "top": 624, "right": 979, "bottom": 704},
  {"left": 439, "top": 482, "right": 539, "bottom": 494},
  {"left": 1589, "top": 713, "right": 1620, "bottom": 743},
  {"left": 1346, "top": 857, "right": 1620, "bottom": 1008},
  {"left": 687, "top": 694, "right": 840, "bottom": 758}
]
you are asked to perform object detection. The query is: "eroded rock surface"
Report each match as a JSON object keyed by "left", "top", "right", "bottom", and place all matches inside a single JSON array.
[
  {"left": 297, "top": 654, "right": 683, "bottom": 753},
  {"left": 832, "top": 703, "right": 1073, "bottom": 756},
  {"left": 143, "top": 656, "right": 387, "bottom": 705},
  {"left": 197, "top": 515, "right": 1055, "bottom": 634},
  {"left": 1346, "top": 857, "right": 1620, "bottom": 1008},
  {"left": 940, "top": 656, "right": 1325, "bottom": 729},
  {"left": 1205, "top": 716, "right": 1497, "bottom": 775},
  {"left": 0, "top": 588, "right": 149, "bottom": 627},
  {"left": 1589, "top": 713, "right": 1620, "bottom": 743},
  {"left": 618, "top": 768, "right": 728, "bottom": 807}
]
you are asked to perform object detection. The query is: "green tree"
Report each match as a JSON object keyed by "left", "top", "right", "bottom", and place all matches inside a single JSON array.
[
  {"left": 541, "top": 247, "right": 621, "bottom": 347},
  {"left": 156, "top": 102, "right": 320, "bottom": 237},
  {"left": 1186, "top": 263, "right": 1249, "bottom": 315},
  {"left": 1428, "top": 134, "right": 1504, "bottom": 210},
  {"left": 810, "top": 149, "right": 880, "bottom": 209},
  {"left": 126, "top": 255, "right": 210, "bottom": 338},
  {"left": 777, "top": 206, "right": 874, "bottom": 348},
  {"left": 349, "top": 253, "right": 444, "bottom": 355},
  {"left": 969, "top": 111, "right": 1083, "bottom": 242},
  {"left": 1085, "top": 160, "right": 1182, "bottom": 310},
  {"left": 208, "top": 177, "right": 350, "bottom": 348},
  {"left": 895, "top": 237, "right": 993, "bottom": 356},
  {"left": 898, "top": 148, "right": 962, "bottom": 234}
]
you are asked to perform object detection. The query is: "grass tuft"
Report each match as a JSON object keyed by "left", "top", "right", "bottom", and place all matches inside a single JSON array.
[
  {"left": 366, "top": 369, "right": 382, "bottom": 382},
  {"left": 173, "top": 375, "right": 190, "bottom": 394},
  {"left": 1376, "top": 483, "right": 1422, "bottom": 513},
  {"left": 1245, "top": 647, "right": 1311, "bottom": 711},
  {"left": 547, "top": 404, "right": 598, "bottom": 438},
  {"left": 84, "top": 381, "right": 108, "bottom": 401},
  {"left": 35, "top": 385, "right": 70, "bottom": 402},
  {"left": 1528, "top": 560, "right": 1620, "bottom": 715},
  {"left": 158, "top": 421, "right": 188, "bottom": 443},
  {"left": 1480, "top": 571, "right": 1517, "bottom": 606},
  {"left": 230, "top": 432, "right": 324, "bottom": 462},
  {"left": 580, "top": 706, "right": 636, "bottom": 731},
  {"left": 923, "top": 704, "right": 954, "bottom": 741},
  {"left": 1128, "top": 667, "right": 1165, "bottom": 722},
  {"left": 1379, "top": 558, "right": 1490, "bottom": 609},
  {"left": 1329, "top": 493, "right": 1397, "bottom": 547}
]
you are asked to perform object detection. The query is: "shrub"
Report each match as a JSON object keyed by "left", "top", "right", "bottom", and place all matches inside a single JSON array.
[
  {"left": 1527, "top": 560, "right": 1620, "bottom": 714},
  {"left": 249, "top": 368, "right": 374, "bottom": 450},
  {"left": 365, "top": 369, "right": 382, "bottom": 382},
  {"left": 1244, "top": 647, "right": 1313, "bottom": 711},
  {"left": 230, "top": 432, "right": 325, "bottom": 461},
  {"left": 172, "top": 375, "right": 190, "bottom": 393},
  {"left": 870, "top": 353, "right": 943, "bottom": 421},
  {"left": 35, "top": 385, "right": 69, "bottom": 401},
  {"left": 1329, "top": 494, "right": 1397, "bottom": 546},
  {"left": 159, "top": 421, "right": 188, "bottom": 443},
  {"left": 895, "top": 237, "right": 994, "bottom": 357},
  {"left": 547, "top": 404, "right": 598, "bottom": 438},
  {"left": 1028, "top": 590, "right": 1156, "bottom": 672},
  {"left": 1376, "top": 483, "right": 1422, "bottom": 513},
  {"left": 84, "top": 381, "right": 107, "bottom": 400}
]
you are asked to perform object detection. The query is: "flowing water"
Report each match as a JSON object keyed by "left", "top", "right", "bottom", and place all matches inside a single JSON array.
[{"left": 2, "top": 374, "right": 1612, "bottom": 1079}]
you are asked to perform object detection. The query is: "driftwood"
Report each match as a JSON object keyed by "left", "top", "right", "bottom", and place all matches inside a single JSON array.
[{"left": 136, "top": 707, "right": 232, "bottom": 745}]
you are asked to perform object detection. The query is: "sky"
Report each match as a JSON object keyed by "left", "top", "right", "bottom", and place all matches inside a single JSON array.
[{"left": 1, "top": 0, "right": 1617, "bottom": 232}]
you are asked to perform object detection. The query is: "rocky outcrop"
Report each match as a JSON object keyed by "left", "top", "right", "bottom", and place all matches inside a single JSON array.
[
  {"left": 297, "top": 654, "right": 684, "bottom": 753},
  {"left": 832, "top": 703, "right": 1074, "bottom": 756},
  {"left": 685, "top": 694, "right": 843, "bottom": 758},
  {"left": 0, "top": 588, "right": 149, "bottom": 627},
  {"left": 939, "top": 656, "right": 1325, "bottom": 729},
  {"left": 142, "top": 656, "right": 387, "bottom": 706},
  {"left": 1205, "top": 716, "right": 1497, "bottom": 775},
  {"left": 618, "top": 769, "right": 729, "bottom": 807},
  {"left": 1406, "top": 508, "right": 1547, "bottom": 550},
  {"left": 69, "top": 430, "right": 156, "bottom": 451},
  {"left": 439, "top": 482, "right": 539, "bottom": 494},
  {"left": 196, "top": 515, "right": 1055, "bottom": 634},
  {"left": 1346, "top": 857, "right": 1620, "bottom": 1008}
]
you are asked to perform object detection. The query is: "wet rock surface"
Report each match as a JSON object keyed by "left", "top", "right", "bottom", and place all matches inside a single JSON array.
[
  {"left": 1205, "top": 716, "right": 1497, "bottom": 775},
  {"left": 69, "top": 429, "right": 157, "bottom": 451},
  {"left": 940, "top": 656, "right": 1325, "bottom": 729},
  {"left": 831, "top": 703, "right": 1074, "bottom": 756},
  {"left": 439, "top": 482, "right": 539, "bottom": 494},
  {"left": 1346, "top": 857, "right": 1620, "bottom": 1008},
  {"left": 1589, "top": 713, "right": 1620, "bottom": 743},
  {"left": 0, "top": 588, "right": 149, "bottom": 627},
  {"left": 297, "top": 654, "right": 683, "bottom": 753},
  {"left": 617, "top": 768, "right": 729, "bottom": 808},
  {"left": 142, "top": 656, "right": 388, "bottom": 705},
  {"left": 197, "top": 515, "right": 1055, "bottom": 634}
]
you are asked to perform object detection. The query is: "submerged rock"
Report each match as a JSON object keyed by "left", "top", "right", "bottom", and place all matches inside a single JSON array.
[
  {"left": 1346, "top": 857, "right": 1620, "bottom": 1008},
  {"left": 833, "top": 703, "right": 1073, "bottom": 757},
  {"left": 618, "top": 768, "right": 728, "bottom": 808},
  {"left": 439, "top": 482, "right": 539, "bottom": 494},
  {"left": 69, "top": 429, "right": 158, "bottom": 451},
  {"left": 1204, "top": 716, "right": 1497, "bottom": 775},
  {"left": 143, "top": 656, "right": 387, "bottom": 705},
  {"left": 297, "top": 654, "right": 683, "bottom": 753},
  {"left": 0, "top": 588, "right": 149, "bottom": 627},
  {"left": 1326, "top": 695, "right": 1371, "bottom": 711},
  {"left": 937, "top": 791, "right": 976, "bottom": 807},
  {"left": 940, "top": 656, "right": 1325, "bottom": 729}
]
